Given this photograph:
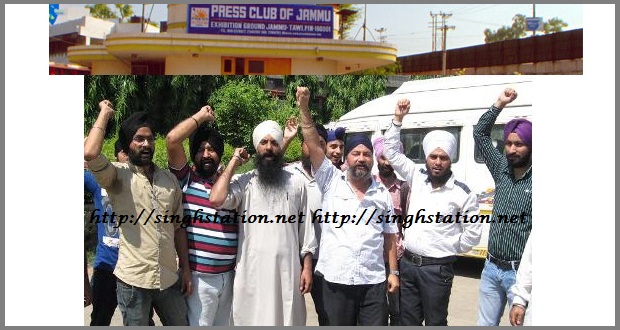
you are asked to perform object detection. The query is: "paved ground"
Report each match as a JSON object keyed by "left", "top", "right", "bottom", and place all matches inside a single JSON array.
[{"left": 85, "top": 257, "right": 509, "bottom": 326}]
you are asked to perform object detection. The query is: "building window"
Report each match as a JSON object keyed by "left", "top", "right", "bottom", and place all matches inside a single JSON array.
[
  {"left": 235, "top": 58, "right": 245, "bottom": 75},
  {"left": 131, "top": 61, "right": 165, "bottom": 75},
  {"left": 223, "top": 59, "right": 233, "bottom": 73},
  {"left": 221, "top": 57, "right": 291, "bottom": 75},
  {"left": 248, "top": 60, "right": 265, "bottom": 74}
]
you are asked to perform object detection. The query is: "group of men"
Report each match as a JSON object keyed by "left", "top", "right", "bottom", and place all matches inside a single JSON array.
[{"left": 84, "top": 86, "right": 532, "bottom": 326}]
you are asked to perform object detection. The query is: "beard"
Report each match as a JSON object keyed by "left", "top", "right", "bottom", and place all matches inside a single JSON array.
[
  {"left": 195, "top": 157, "right": 218, "bottom": 178},
  {"left": 507, "top": 151, "right": 532, "bottom": 169},
  {"left": 128, "top": 147, "right": 154, "bottom": 166},
  {"left": 425, "top": 164, "right": 451, "bottom": 186},
  {"left": 348, "top": 163, "right": 371, "bottom": 180},
  {"left": 255, "top": 151, "right": 286, "bottom": 188},
  {"left": 377, "top": 163, "right": 395, "bottom": 178}
]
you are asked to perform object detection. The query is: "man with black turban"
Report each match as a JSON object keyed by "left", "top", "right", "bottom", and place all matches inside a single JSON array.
[
  {"left": 84, "top": 100, "right": 190, "bottom": 326},
  {"left": 166, "top": 105, "right": 237, "bottom": 326},
  {"left": 474, "top": 88, "right": 532, "bottom": 326}
]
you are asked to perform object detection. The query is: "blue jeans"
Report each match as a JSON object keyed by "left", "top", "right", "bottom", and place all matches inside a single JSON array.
[
  {"left": 186, "top": 271, "right": 234, "bottom": 326},
  {"left": 477, "top": 259, "right": 517, "bottom": 326},
  {"left": 117, "top": 279, "right": 188, "bottom": 326}
]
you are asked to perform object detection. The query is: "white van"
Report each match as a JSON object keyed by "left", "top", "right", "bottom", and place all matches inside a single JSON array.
[{"left": 334, "top": 75, "right": 533, "bottom": 258}]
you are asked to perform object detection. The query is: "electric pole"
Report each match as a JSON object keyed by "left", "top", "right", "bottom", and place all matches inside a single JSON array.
[
  {"left": 429, "top": 12, "right": 439, "bottom": 51},
  {"left": 532, "top": 4, "right": 536, "bottom": 36},
  {"left": 375, "top": 27, "right": 387, "bottom": 43},
  {"left": 437, "top": 12, "right": 454, "bottom": 75},
  {"left": 353, "top": 4, "right": 375, "bottom": 42},
  {"left": 141, "top": 4, "right": 145, "bottom": 33}
]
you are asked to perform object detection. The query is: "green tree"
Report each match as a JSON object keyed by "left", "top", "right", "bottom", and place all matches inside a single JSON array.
[
  {"left": 336, "top": 4, "right": 361, "bottom": 40},
  {"left": 85, "top": 4, "right": 118, "bottom": 20},
  {"left": 283, "top": 76, "right": 325, "bottom": 123},
  {"left": 484, "top": 14, "right": 569, "bottom": 43},
  {"left": 357, "top": 62, "right": 401, "bottom": 75},
  {"left": 114, "top": 4, "right": 134, "bottom": 23},
  {"left": 543, "top": 17, "right": 568, "bottom": 34},
  {"left": 323, "top": 75, "right": 387, "bottom": 119},
  {"left": 208, "top": 80, "right": 276, "bottom": 152}
]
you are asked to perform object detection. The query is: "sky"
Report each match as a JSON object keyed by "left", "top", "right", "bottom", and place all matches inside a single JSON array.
[{"left": 54, "top": 4, "right": 583, "bottom": 56}]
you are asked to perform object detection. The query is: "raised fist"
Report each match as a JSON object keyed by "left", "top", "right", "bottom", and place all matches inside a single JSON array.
[
  {"left": 394, "top": 98, "right": 411, "bottom": 121},
  {"left": 198, "top": 105, "right": 215, "bottom": 123},
  {"left": 296, "top": 86, "right": 310, "bottom": 108},
  {"left": 497, "top": 88, "right": 518, "bottom": 108}
]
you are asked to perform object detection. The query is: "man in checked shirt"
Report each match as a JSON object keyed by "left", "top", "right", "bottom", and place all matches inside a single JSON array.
[{"left": 474, "top": 88, "right": 532, "bottom": 326}]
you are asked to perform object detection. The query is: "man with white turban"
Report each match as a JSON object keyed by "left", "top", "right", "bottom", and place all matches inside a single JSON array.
[
  {"left": 383, "top": 98, "right": 482, "bottom": 326},
  {"left": 210, "top": 120, "right": 317, "bottom": 326}
]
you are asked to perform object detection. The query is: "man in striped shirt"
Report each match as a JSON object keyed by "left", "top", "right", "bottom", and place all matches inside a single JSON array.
[
  {"left": 474, "top": 88, "right": 532, "bottom": 326},
  {"left": 166, "top": 105, "right": 237, "bottom": 326}
]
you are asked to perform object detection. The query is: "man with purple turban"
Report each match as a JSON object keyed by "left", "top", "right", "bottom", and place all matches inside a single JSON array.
[
  {"left": 383, "top": 98, "right": 481, "bottom": 326},
  {"left": 474, "top": 88, "right": 532, "bottom": 326},
  {"left": 373, "top": 136, "right": 408, "bottom": 325}
]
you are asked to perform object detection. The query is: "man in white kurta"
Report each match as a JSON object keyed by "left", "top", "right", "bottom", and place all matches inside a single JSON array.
[{"left": 210, "top": 120, "right": 317, "bottom": 326}]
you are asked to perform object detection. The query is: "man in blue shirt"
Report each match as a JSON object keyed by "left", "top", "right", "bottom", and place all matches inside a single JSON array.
[{"left": 84, "top": 140, "right": 124, "bottom": 325}]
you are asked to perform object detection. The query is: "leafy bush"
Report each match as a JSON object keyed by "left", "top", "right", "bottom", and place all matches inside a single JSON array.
[{"left": 209, "top": 80, "right": 275, "bottom": 153}]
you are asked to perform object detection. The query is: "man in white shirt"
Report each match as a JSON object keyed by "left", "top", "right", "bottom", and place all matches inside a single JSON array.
[
  {"left": 509, "top": 230, "right": 532, "bottom": 326},
  {"left": 297, "top": 86, "right": 399, "bottom": 326},
  {"left": 383, "top": 98, "right": 482, "bottom": 326},
  {"left": 284, "top": 122, "right": 330, "bottom": 326}
]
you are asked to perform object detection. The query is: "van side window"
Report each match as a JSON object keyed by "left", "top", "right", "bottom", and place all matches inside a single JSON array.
[
  {"left": 400, "top": 127, "right": 461, "bottom": 163},
  {"left": 474, "top": 124, "right": 505, "bottom": 163}
]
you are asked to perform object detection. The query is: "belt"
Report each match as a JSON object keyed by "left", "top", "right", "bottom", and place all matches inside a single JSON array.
[
  {"left": 488, "top": 254, "right": 520, "bottom": 271},
  {"left": 403, "top": 250, "right": 457, "bottom": 266}
]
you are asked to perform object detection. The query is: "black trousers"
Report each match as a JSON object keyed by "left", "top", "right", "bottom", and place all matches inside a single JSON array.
[
  {"left": 386, "top": 262, "right": 400, "bottom": 326},
  {"left": 310, "top": 259, "right": 328, "bottom": 326},
  {"left": 90, "top": 268, "right": 118, "bottom": 326},
  {"left": 398, "top": 256, "right": 455, "bottom": 326},
  {"left": 322, "top": 279, "right": 388, "bottom": 326},
  {"left": 89, "top": 267, "right": 157, "bottom": 326}
]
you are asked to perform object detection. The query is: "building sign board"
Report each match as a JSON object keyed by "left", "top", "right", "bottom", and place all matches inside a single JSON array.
[
  {"left": 526, "top": 17, "right": 544, "bottom": 31},
  {"left": 188, "top": 4, "right": 333, "bottom": 39}
]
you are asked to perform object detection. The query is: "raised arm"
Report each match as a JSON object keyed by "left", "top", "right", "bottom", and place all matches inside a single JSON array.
[
  {"left": 209, "top": 147, "right": 249, "bottom": 208},
  {"left": 473, "top": 88, "right": 518, "bottom": 176},
  {"left": 296, "top": 87, "right": 325, "bottom": 171},
  {"left": 281, "top": 117, "right": 299, "bottom": 154},
  {"left": 166, "top": 105, "right": 215, "bottom": 170},
  {"left": 383, "top": 98, "right": 417, "bottom": 182},
  {"left": 84, "top": 100, "right": 115, "bottom": 161}
]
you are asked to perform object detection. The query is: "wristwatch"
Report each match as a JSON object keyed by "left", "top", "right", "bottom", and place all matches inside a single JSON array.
[{"left": 390, "top": 270, "right": 400, "bottom": 276}]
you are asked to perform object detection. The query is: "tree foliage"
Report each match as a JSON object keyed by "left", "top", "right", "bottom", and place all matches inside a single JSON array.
[
  {"left": 85, "top": 4, "right": 134, "bottom": 22},
  {"left": 84, "top": 75, "right": 389, "bottom": 157},
  {"left": 114, "top": 4, "right": 134, "bottom": 23},
  {"left": 86, "top": 4, "right": 118, "bottom": 20},
  {"left": 323, "top": 75, "right": 387, "bottom": 120},
  {"left": 336, "top": 4, "right": 362, "bottom": 40},
  {"left": 207, "top": 80, "right": 275, "bottom": 152},
  {"left": 484, "top": 14, "right": 568, "bottom": 43}
]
